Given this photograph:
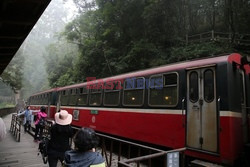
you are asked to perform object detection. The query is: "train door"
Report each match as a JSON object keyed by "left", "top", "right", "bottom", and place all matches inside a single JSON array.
[
  {"left": 186, "top": 67, "right": 218, "bottom": 153},
  {"left": 240, "top": 70, "right": 248, "bottom": 143}
]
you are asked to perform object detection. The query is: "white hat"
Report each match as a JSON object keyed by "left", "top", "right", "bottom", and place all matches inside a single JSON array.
[{"left": 55, "top": 110, "right": 72, "bottom": 125}]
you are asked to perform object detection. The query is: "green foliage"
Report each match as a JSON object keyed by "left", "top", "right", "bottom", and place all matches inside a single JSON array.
[
  {"left": 47, "top": 0, "right": 250, "bottom": 86},
  {"left": 0, "top": 82, "right": 14, "bottom": 96},
  {"left": 0, "top": 103, "right": 15, "bottom": 109},
  {"left": 0, "top": 49, "right": 24, "bottom": 93},
  {"left": 46, "top": 41, "right": 78, "bottom": 87},
  {"left": 167, "top": 42, "right": 235, "bottom": 63},
  {"left": 117, "top": 39, "right": 159, "bottom": 73}
]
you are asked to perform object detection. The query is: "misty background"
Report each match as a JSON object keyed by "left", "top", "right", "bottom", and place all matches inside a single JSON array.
[
  {"left": 0, "top": 0, "right": 250, "bottom": 108},
  {"left": 0, "top": 0, "right": 77, "bottom": 107}
]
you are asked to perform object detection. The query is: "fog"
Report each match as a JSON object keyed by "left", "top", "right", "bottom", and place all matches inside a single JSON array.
[{"left": 0, "top": 0, "right": 77, "bottom": 103}]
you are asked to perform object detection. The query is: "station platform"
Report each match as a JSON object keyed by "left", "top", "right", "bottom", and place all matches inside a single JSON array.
[{"left": 0, "top": 114, "right": 47, "bottom": 167}]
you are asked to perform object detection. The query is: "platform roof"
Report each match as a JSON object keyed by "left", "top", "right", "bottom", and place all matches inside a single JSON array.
[{"left": 0, "top": 0, "right": 51, "bottom": 75}]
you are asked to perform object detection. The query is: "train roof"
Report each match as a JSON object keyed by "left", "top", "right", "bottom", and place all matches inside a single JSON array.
[
  {"left": 57, "top": 53, "right": 244, "bottom": 90},
  {"left": 30, "top": 87, "right": 58, "bottom": 97}
]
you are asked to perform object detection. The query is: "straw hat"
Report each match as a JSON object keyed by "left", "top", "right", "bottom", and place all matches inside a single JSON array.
[{"left": 55, "top": 110, "right": 72, "bottom": 125}]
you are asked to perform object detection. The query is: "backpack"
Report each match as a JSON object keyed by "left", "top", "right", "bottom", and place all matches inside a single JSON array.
[
  {"left": 38, "top": 117, "right": 46, "bottom": 127},
  {"left": 38, "top": 136, "right": 49, "bottom": 164}
]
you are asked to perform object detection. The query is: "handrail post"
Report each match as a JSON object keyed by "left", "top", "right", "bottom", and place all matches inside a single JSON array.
[
  {"left": 18, "top": 117, "right": 21, "bottom": 142},
  {"left": 10, "top": 113, "right": 21, "bottom": 142}
]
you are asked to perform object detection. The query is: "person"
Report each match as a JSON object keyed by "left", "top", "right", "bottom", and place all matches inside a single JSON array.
[
  {"left": 17, "top": 106, "right": 33, "bottom": 132},
  {"left": 64, "top": 127, "right": 105, "bottom": 167},
  {"left": 48, "top": 110, "right": 74, "bottom": 167},
  {"left": 34, "top": 106, "right": 47, "bottom": 142},
  {"left": 0, "top": 117, "right": 6, "bottom": 141}
]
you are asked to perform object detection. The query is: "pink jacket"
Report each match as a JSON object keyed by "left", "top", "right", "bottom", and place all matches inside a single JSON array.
[{"left": 35, "top": 111, "right": 47, "bottom": 125}]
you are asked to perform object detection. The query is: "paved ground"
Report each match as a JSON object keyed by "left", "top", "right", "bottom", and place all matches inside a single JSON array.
[{"left": 0, "top": 114, "right": 48, "bottom": 167}]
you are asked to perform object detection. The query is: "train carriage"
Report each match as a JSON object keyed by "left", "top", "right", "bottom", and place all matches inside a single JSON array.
[
  {"left": 28, "top": 53, "right": 250, "bottom": 166},
  {"left": 28, "top": 88, "right": 58, "bottom": 121}
]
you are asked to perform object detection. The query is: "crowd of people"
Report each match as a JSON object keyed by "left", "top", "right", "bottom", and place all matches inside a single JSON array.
[{"left": 17, "top": 106, "right": 105, "bottom": 167}]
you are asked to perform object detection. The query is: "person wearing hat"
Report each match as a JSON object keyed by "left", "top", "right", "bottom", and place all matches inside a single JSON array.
[{"left": 48, "top": 110, "right": 74, "bottom": 167}]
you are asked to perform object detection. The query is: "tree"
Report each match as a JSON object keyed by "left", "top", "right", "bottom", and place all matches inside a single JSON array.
[
  {"left": 18, "top": 0, "right": 76, "bottom": 98},
  {"left": 0, "top": 49, "right": 24, "bottom": 93},
  {"left": 45, "top": 41, "right": 78, "bottom": 87},
  {"left": 59, "top": 0, "right": 250, "bottom": 85}
]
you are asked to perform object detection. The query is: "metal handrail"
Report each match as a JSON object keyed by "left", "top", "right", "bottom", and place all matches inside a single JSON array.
[
  {"left": 10, "top": 113, "right": 21, "bottom": 142},
  {"left": 118, "top": 147, "right": 186, "bottom": 167}
]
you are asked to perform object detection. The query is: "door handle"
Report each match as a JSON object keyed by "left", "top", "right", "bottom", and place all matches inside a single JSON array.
[{"left": 192, "top": 105, "right": 199, "bottom": 110}]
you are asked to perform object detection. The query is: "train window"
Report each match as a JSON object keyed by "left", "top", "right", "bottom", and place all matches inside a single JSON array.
[
  {"left": 61, "top": 90, "right": 69, "bottom": 105},
  {"left": 31, "top": 97, "right": 33, "bottom": 104},
  {"left": 77, "top": 87, "right": 88, "bottom": 106},
  {"left": 104, "top": 81, "right": 121, "bottom": 106},
  {"left": 37, "top": 96, "right": 40, "bottom": 105},
  {"left": 42, "top": 94, "right": 44, "bottom": 104},
  {"left": 149, "top": 73, "right": 178, "bottom": 107},
  {"left": 79, "top": 87, "right": 88, "bottom": 94},
  {"left": 204, "top": 69, "right": 214, "bottom": 103},
  {"left": 69, "top": 89, "right": 77, "bottom": 106},
  {"left": 37, "top": 95, "right": 39, "bottom": 104},
  {"left": 149, "top": 75, "right": 163, "bottom": 88},
  {"left": 38, "top": 95, "right": 41, "bottom": 104},
  {"left": 164, "top": 73, "right": 177, "bottom": 85},
  {"left": 189, "top": 71, "right": 198, "bottom": 102},
  {"left": 124, "top": 78, "right": 135, "bottom": 89},
  {"left": 123, "top": 78, "right": 145, "bottom": 106},
  {"left": 42, "top": 94, "right": 45, "bottom": 104},
  {"left": 89, "top": 84, "right": 102, "bottom": 106}
]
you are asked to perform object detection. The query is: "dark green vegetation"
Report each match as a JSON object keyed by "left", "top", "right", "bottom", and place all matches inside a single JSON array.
[
  {"left": 51, "top": 0, "right": 249, "bottom": 87},
  {"left": 1, "top": 0, "right": 250, "bottom": 98}
]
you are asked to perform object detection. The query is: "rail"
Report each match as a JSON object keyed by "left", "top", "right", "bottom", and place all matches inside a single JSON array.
[
  {"left": 43, "top": 120, "right": 53, "bottom": 136},
  {"left": 118, "top": 148, "right": 186, "bottom": 167},
  {"left": 10, "top": 113, "right": 21, "bottom": 142},
  {"left": 186, "top": 31, "right": 250, "bottom": 46},
  {"left": 71, "top": 126, "right": 169, "bottom": 166},
  {"left": 97, "top": 133, "right": 166, "bottom": 167}
]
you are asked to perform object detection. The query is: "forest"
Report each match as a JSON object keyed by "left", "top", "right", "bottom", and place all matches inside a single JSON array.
[{"left": 0, "top": 0, "right": 250, "bottom": 103}]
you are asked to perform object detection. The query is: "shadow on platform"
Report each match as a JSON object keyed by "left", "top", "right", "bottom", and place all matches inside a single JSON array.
[{"left": 0, "top": 114, "right": 47, "bottom": 167}]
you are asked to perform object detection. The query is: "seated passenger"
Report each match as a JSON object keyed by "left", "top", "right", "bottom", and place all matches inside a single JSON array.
[{"left": 64, "top": 127, "right": 105, "bottom": 167}]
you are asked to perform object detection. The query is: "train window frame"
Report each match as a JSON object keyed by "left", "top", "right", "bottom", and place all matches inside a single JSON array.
[
  {"left": 69, "top": 88, "right": 78, "bottom": 106},
  {"left": 89, "top": 84, "right": 103, "bottom": 106},
  {"left": 189, "top": 71, "right": 199, "bottom": 103},
  {"left": 122, "top": 77, "right": 145, "bottom": 107},
  {"left": 148, "top": 72, "right": 179, "bottom": 107},
  {"left": 42, "top": 94, "right": 46, "bottom": 104},
  {"left": 61, "top": 89, "right": 69, "bottom": 106},
  {"left": 77, "top": 86, "right": 89, "bottom": 106},
  {"left": 204, "top": 69, "right": 215, "bottom": 103},
  {"left": 103, "top": 81, "right": 121, "bottom": 106},
  {"left": 39, "top": 95, "right": 42, "bottom": 104}
]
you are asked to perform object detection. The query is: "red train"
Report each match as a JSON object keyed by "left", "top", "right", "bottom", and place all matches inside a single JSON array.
[{"left": 28, "top": 53, "right": 250, "bottom": 166}]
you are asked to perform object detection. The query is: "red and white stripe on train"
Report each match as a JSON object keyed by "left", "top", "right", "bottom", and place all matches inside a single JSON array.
[{"left": 28, "top": 53, "right": 250, "bottom": 166}]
